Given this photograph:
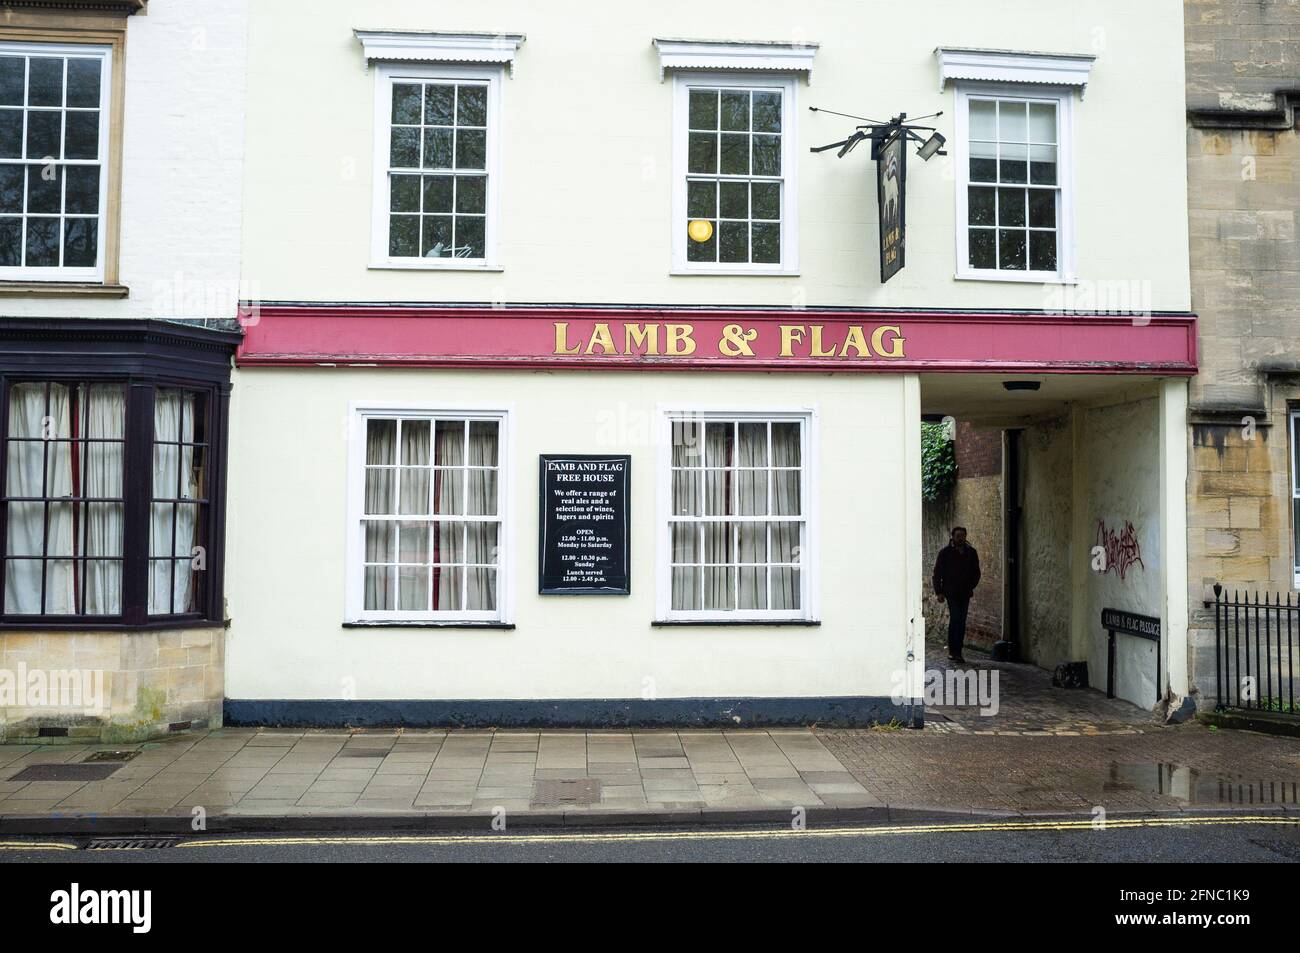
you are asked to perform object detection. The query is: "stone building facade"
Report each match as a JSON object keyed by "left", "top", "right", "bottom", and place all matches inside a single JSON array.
[{"left": 1184, "top": 0, "right": 1300, "bottom": 706}]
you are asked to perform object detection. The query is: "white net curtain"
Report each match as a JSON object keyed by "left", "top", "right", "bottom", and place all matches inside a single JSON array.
[
  {"left": 4, "top": 381, "right": 124, "bottom": 615},
  {"left": 363, "top": 416, "right": 500, "bottom": 613},
  {"left": 670, "top": 417, "right": 802, "bottom": 613}
]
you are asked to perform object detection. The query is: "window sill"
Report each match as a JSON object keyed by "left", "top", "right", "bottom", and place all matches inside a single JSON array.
[
  {"left": 953, "top": 270, "right": 1077, "bottom": 285},
  {"left": 671, "top": 268, "right": 799, "bottom": 277},
  {"left": 368, "top": 261, "right": 503, "bottom": 273},
  {"left": 0, "top": 617, "right": 226, "bottom": 632},
  {"left": 0, "top": 282, "right": 129, "bottom": 298},
  {"left": 343, "top": 621, "right": 515, "bottom": 630},
  {"left": 652, "top": 619, "right": 820, "bottom": 627}
]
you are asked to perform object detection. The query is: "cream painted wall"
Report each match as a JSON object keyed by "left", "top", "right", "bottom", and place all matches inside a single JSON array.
[
  {"left": 240, "top": 0, "right": 1190, "bottom": 309},
  {"left": 224, "top": 368, "right": 912, "bottom": 701}
]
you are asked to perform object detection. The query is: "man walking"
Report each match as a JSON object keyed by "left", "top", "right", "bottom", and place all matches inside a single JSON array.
[{"left": 932, "top": 526, "right": 981, "bottom": 664}]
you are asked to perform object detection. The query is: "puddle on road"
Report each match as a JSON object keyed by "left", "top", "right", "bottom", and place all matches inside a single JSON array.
[{"left": 1105, "top": 762, "right": 1300, "bottom": 806}]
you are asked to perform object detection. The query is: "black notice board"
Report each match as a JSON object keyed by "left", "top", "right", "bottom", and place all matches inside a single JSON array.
[{"left": 538, "top": 454, "right": 630, "bottom": 594}]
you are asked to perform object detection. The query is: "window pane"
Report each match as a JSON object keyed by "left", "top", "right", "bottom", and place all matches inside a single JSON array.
[
  {"left": 27, "top": 164, "right": 59, "bottom": 212},
  {"left": 738, "top": 521, "right": 766, "bottom": 560},
  {"left": 672, "top": 469, "right": 702, "bottom": 516},
  {"left": 672, "top": 567, "right": 702, "bottom": 610},
  {"left": 997, "top": 187, "right": 1026, "bottom": 227},
  {"left": 720, "top": 91, "right": 749, "bottom": 131},
  {"left": 64, "top": 164, "right": 99, "bottom": 214},
  {"left": 0, "top": 110, "right": 19, "bottom": 158},
  {"left": 422, "top": 174, "right": 453, "bottom": 213},
  {"left": 719, "top": 133, "right": 748, "bottom": 175},
  {"left": 466, "top": 468, "right": 496, "bottom": 515},
  {"left": 401, "top": 421, "right": 431, "bottom": 466},
  {"left": 364, "top": 520, "right": 395, "bottom": 563},
  {"left": 26, "top": 110, "right": 60, "bottom": 159},
  {"left": 423, "top": 84, "right": 454, "bottom": 125},
  {"left": 25, "top": 216, "right": 58, "bottom": 266},
  {"left": 703, "top": 566, "right": 735, "bottom": 610},
  {"left": 739, "top": 567, "right": 767, "bottom": 610},
  {"left": 751, "top": 222, "right": 779, "bottom": 264},
  {"left": 389, "top": 214, "right": 418, "bottom": 256},
  {"left": 999, "top": 100, "right": 1027, "bottom": 142},
  {"left": 364, "top": 565, "right": 393, "bottom": 610},
  {"left": 672, "top": 421, "right": 701, "bottom": 463},
  {"left": 998, "top": 229, "right": 1027, "bottom": 270},
  {"left": 968, "top": 186, "right": 995, "bottom": 226},
  {"left": 771, "top": 567, "right": 800, "bottom": 610},
  {"left": 1029, "top": 230, "right": 1057, "bottom": 272},
  {"left": 0, "top": 163, "right": 22, "bottom": 212},
  {"left": 771, "top": 422, "right": 800, "bottom": 466},
  {"left": 27, "top": 57, "right": 62, "bottom": 107},
  {"left": 969, "top": 140, "right": 997, "bottom": 183},
  {"left": 398, "top": 468, "right": 429, "bottom": 514},
  {"left": 1029, "top": 144, "right": 1057, "bottom": 185},
  {"left": 969, "top": 99, "right": 996, "bottom": 140},
  {"left": 688, "top": 89, "right": 717, "bottom": 129},
  {"left": 456, "top": 216, "right": 485, "bottom": 259},
  {"left": 398, "top": 521, "right": 429, "bottom": 562},
  {"left": 1028, "top": 189, "right": 1056, "bottom": 228},
  {"left": 0, "top": 57, "right": 23, "bottom": 106},
  {"left": 737, "top": 470, "right": 768, "bottom": 516},
  {"left": 398, "top": 566, "right": 429, "bottom": 610},
  {"left": 772, "top": 472, "right": 801, "bottom": 517},
  {"left": 66, "top": 58, "right": 101, "bottom": 108},
  {"left": 999, "top": 142, "right": 1028, "bottom": 184},
  {"left": 751, "top": 181, "right": 779, "bottom": 220},
  {"left": 468, "top": 420, "right": 498, "bottom": 465},
  {"left": 687, "top": 179, "right": 715, "bottom": 218},
  {"left": 390, "top": 127, "right": 419, "bottom": 167},
  {"left": 671, "top": 522, "right": 700, "bottom": 563},
  {"left": 772, "top": 522, "right": 801, "bottom": 562},
  {"left": 0, "top": 217, "right": 20, "bottom": 265},
  {"left": 688, "top": 132, "right": 716, "bottom": 174},
  {"left": 62, "top": 217, "right": 96, "bottom": 267},
  {"left": 969, "top": 228, "right": 994, "bottom": 269},
  {"left": 1028, "top": 102, "right": 1056, "bottom": 143},
  {"left": 752, "top": 91, "right": 781, "bottom": 133},
  {"left": 390, "top": 174, "right": 420, "bottom": 212},
  {"left": 718, "top": 220, "right": 747, "bottom": 263},
  {"left": 422, "top": 127, "right": 453, "bottom": 169},
  {"left": 719, "top": 180, "right": 747, "bottom": 219},
  {"left": 685, "top": 221, "right": 716, "bottom": 262},
  {"left": 751, "top": 134, "right": 780, "bottom": 176},
  {"left": 455, "top": 175, "right": 486, "bottom": 214},
  {"left": 454, "top": 129, "right": 486, "bottom": 169},
  {"left": 64, "top": 109, "right": 99, "bottom": 157},
  {"left": 457, "top": 85, "right": 487, "bottom": 126},
  {"left": 465, "top": 567, "right": 496, "bottom": 610},
  {"left": 420, "top": 215, "right": 452, "bottom": 257},
  {"left": 392, "top": 84, "right": 422, "bottom": 124}
]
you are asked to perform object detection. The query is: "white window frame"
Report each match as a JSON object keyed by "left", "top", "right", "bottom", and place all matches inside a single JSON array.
[
  {"left": 0, "top": 41, "right": 111, "bottom": 283},
  {"left": 345, "top": 403, "right": 514, "bottom": 625},
  {"left": 655, "top": 406, "right": 819, "bottom": 623},
  {"left": 369, "top": 62, "right": 503, "bottom": 271},
  {"left": 953, "top": 82, "right": 1075, "bottom": 284},
  {"left": 670, "top": 71, "right": 799, "bottom": 276}
]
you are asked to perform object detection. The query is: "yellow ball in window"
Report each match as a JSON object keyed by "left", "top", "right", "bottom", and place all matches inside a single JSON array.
[{"left": 687, "top": 219, "right": 714, "bottom": 243}]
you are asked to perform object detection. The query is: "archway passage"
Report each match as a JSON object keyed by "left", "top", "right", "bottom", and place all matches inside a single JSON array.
[{"left": 919, "top": 373, "right": 1188, "bottom": 726}]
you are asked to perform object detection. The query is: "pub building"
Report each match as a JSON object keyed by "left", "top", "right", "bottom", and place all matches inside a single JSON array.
[{"left": 0, "top": 1, "right": 1198, "bottom": 739}]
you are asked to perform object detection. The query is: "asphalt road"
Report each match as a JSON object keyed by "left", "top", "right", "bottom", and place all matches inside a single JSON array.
[{"left": 4, "top": 815, "right": 1300, "bottom": 863}]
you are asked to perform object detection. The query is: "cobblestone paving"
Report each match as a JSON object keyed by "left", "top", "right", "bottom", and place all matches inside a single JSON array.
[{"left": 815, "top": 646, "right": 1300, "bottom": 813}]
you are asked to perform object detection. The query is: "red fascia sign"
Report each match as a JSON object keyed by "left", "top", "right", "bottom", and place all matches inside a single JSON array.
[{"left": 235, "top": 305, "right": 1197, "bottom": 375}]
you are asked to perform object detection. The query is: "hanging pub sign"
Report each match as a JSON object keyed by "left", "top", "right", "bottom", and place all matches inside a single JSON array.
[
  {"left": 875, "top": 130, "right": 906, "bottom": 284},
  {"left": 538, "top": 454, "right": 631, "bottom": 594}
]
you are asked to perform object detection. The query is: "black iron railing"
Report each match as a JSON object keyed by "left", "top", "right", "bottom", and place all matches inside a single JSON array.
[{"left": 1207, "top": 584, "right": 1299, "bottom": 714}]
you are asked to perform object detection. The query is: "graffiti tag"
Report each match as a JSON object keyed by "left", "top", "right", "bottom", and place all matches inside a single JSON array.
[{"left": 1096, "top": 519, "right": 1145, "bottom": 581}]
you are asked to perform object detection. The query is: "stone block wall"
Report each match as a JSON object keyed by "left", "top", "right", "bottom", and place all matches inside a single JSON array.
[{"left": 0, "top": 628, "right": 224, "bottom": 744}]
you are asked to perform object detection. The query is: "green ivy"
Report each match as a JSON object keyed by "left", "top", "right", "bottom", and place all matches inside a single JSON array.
[{"left": 921, "top": 421, "right": 957, "bottom": 502}]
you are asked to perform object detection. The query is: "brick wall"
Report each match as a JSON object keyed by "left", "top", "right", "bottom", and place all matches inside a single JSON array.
[{"left": 922, "top": 422, "right": 1004, "bottom": 649}]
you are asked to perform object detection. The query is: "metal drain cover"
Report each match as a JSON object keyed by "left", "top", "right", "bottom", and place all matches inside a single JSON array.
[
  {"left": 84, "top": 749, "right": 139, "bottom": 763},
  {"left": 532, "top": 778, "right": 601, "bottom": 807},
  {"left": 10, "top": 763, "right": 121, "bottom": 782},
  {"left": 86, "top": 837, "right": 176, "bottom": 851}
]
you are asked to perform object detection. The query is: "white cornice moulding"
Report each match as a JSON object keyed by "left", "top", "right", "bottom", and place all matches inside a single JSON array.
[
  {"left": 355, "top": 30, "right": 526, "bottom": 76},
  {"left": 653, "top": 38, "right": 819, "bottom": 82},
  {"left": 936, "top": 47, "right": 1096, "bottom": 97}
]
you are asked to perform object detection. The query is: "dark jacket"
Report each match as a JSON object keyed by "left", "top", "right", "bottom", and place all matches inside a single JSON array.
[{"left": 933, "top": 543, "right": 981, "bottom": 600}]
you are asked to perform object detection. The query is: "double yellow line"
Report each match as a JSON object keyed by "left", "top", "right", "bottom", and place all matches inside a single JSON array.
[{"left": 1, "top": 814, "right": 1293, "bottom": 851}]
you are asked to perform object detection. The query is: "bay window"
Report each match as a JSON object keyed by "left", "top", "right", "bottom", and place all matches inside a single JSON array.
[
  {"left": 1, "top": 369, "right": 228, "bottom": 626},
  {"left": 659, "top": 411, "right": 814, "bottom": 622}
]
